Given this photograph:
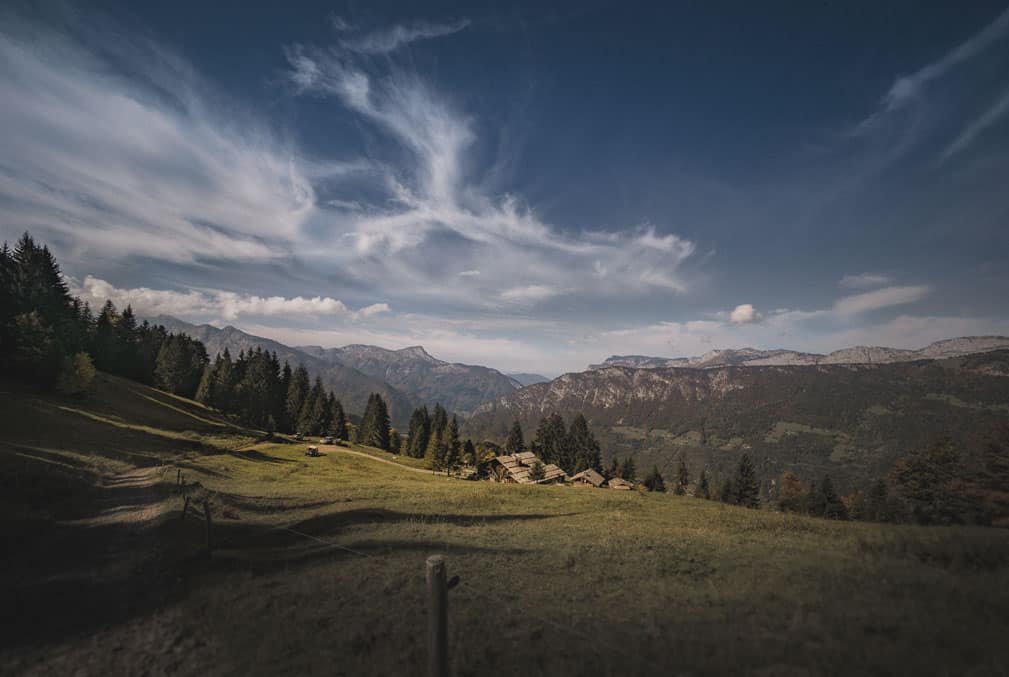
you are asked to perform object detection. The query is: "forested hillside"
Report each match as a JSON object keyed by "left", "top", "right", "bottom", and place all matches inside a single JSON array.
[{"left": 467, "top": 353, "right": 1009, "bottom": 498}]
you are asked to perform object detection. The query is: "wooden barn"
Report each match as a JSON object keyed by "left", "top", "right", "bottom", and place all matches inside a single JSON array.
[
  {"left": 489, "top": 452, "right": 568, "bottom": 484},
  {"left": 607, "top": 477, "right": 635, "bottom": 490},
  {"left": 570, "top": 468, "right": 606, "bottom": 488}
]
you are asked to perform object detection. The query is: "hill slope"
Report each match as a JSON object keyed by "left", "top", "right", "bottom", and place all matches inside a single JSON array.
[
  {"left": 298, "top": 343, "right": 520, "bottom": 414},
  {"left": 468, "top": 350, "right": 1009, "bottom": 491},
  {"left": 3, "top": 374, "right": 1009, "bottom": 676}
]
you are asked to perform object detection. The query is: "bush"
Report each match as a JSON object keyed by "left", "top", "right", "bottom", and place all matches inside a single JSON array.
[{"left": 56, "top": 352, "right": 95, "bottom": 396}]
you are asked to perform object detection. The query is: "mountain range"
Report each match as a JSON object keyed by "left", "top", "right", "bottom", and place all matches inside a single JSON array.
[
  {"left": 468, "top": 348, "right": 1009, "bottom": 492},
  {"left": 590, "top": 336, "right": 1009, "bottom": 370},
  {"left": 152, "top": 316, "right": 521, "bottom": 423}
]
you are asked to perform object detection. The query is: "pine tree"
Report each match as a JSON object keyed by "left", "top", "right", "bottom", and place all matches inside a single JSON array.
[
  {"left": 675, "top": 457, "right": 690, "bottom": 495},
  {"left": 733, "top": 454, "right": 760, "bottom": 508},
  {"left": 864, "top": 479, "right": 890, "bottom": 522},
  {"left": 814, "top": 475, "right": 848, "bottom": 520},
  {"left": 330, "top": 398, "right": 348, "bottom": 441},
  {"left": 357, "top": 393, "right": 391, "bottom": 450},
  {"left": 606, "top": 457, "right": 620, "bottom": 480},
  {"left": 719, "top": 478, "right": 735, "bottom": 504},
  {"left": 406, "top": 406, "right": 431, "bottom": 458},
  {"left": 696, "top": 469, "right": 711, "bottom": 500},
  {"left": 644, "top": 466, "right": 666, "bottom": 492},
  {"left": 463, "top": 439, "right": 477, "bottom": 465},
  {"left": 443, "top": 416, "right": 462, "bottom": 473},
  {"left": 528, "top": 460, "right": 546, "bottom": 482},
  {"left": 620, "top": 456, "right": 637, "bottom": 482},
  {"left": 299, "top": 377, "right": 325, "bottom": 435},
  {"left": 194, "top": 363, "right": 214, "bottom": 405},
  {"left": 286, "top": 364, "right": 310, "bottom": 433},
  {"left": 568, "top": 413, "right": 602, "bottom": 473},
  {"left": 505, "top": 419, "right": 525, "bottom": 454}
]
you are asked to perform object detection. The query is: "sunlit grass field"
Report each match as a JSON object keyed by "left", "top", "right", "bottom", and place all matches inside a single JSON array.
[{"left": 2, "top": 373, "right": 1009, "bottom": 675}]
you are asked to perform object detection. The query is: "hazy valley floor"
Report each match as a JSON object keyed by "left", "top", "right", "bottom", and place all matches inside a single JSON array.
[{"left": 3, "top": 374, "right": 1009, "bottom": 676}]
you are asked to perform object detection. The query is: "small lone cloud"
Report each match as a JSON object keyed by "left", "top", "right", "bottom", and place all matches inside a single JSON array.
[
  {"left": 839, "top": 273, "right": 892, "bottom": 289},
  {"left": 730, "top": 304, "right": 763, "bottom": 325},
  {"left": 458, "top": 269, "right": 480, "bottom": 277}
]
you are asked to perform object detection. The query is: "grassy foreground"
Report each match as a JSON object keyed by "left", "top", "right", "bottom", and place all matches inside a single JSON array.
[{"left": 2, "top": 374, "right": 1009, "bottom": 676}]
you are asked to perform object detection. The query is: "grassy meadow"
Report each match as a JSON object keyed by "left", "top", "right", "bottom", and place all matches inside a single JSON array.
[{"left": 3, "top": 374, "right": 1009, "bottom": 675}]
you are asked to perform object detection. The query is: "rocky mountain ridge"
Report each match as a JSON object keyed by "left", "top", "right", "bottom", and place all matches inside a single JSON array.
[{"left": 590, "top": 336, "right": 1009, "bottom": 370}]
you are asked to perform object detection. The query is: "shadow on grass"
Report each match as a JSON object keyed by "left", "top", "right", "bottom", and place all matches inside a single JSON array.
[{"left": 227, "top": 449, "right": 296, "bottom": 464}]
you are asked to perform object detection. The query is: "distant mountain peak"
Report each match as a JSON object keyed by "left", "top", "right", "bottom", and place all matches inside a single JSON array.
[{"left": 589, "top": 336, "right": 1009, "bottom": 371}]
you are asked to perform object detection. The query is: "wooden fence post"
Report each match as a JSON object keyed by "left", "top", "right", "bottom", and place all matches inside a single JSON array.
[
  {"left": 181, "top": 496, "right": 190, "bottom": 522},
  {"left": 203, "top": 501, "right": 212, "bottom": 559},
  {"left": 426, "top": 555, "right": 448, "bottom": 677}
]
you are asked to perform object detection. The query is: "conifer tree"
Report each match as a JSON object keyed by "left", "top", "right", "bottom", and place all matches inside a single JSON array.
[
  {"left": 814, "top": 475, "right": 848, "bottom": 520},
  {"left": 733, "top": 454, "right": 760, "bottom": 508},
  {"left": 286, "top": 364, "right": 310, "bottom": 433},
  {"left": 463, "top": 439, "right": 477, "bottom": 465},
  {"left": 675, "top": 457, "right": 690, "bottom": 495},
  {"left": 194, "top": 363, "right": 214, "bottom": 405},
  {"left": 644, "top": 466, "right": 666, "bottom": 492},
  {"left": 299, "top": 377, "right": 325, "bottom": 435},
  {"left": 505, "top": 419, "right": 525, "bottom": 454},
  {"left": 406, "top": 406, "right": 431, "bottom": 458},
  {"left": 864, "top": 478, "right": 889, "bottom": 522},
  {"left": 330, "top": 398, "right": 348, "bottom": 441},
  {"left": 696, "top": 469, "right": 711, "bottom": 500},
  {"left": 720, "top": 478, "right": 735, "bottom": 504},
  {"left": 606, "top": 457, "right": 620, "bottom": 480},
  {"left": 568, "top": 413, "right": 602, "bottom": 473},
  {"left": 620, "top": 456, "right": 637, "bottom": 482},
  {"left": 443, "top": 416, "right": 462, "bottom": 473},
  {"left": 528, "top": 460, "right": 546, "bottom": 482}
]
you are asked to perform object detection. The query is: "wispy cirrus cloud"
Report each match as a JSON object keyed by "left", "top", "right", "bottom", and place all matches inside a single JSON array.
[
  {"left": 832, "top": 285, "right": 930, "bottom": 315},
  {"left": 283, "top": 34, "right": 698, "bottom": 310},
  {"left": 340, "top": 19, "right": 471, "bottom": 55},
  {"left": 839, "top": 272, "right": 892, "bottom": 289},
  {"left": 0, "top": 18, "right": 339, "bottom": 265}
]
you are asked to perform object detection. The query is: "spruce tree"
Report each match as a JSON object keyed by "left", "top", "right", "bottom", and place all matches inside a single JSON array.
[
  {"left": 407, "top": 406, "right": 431, "bottom": 458},
  {"left": 644, "top": 466, "right": 666, "bottom": 492},
  {"left": 568, "top": 413, "right": 602, "bottom": 473},
  {"left": 443, "top": 416, "right": 462, "bottom": 473},
  {"left": 864, "top": 479, "right": 889, "bottom": 522},
  {"left": 528, "top": 460, "right": 546, "bottom": 482},
  {"left": 286, "top": 364, "right": 310, "bottom": 433},
  {"left": 733, "top": 454, "right": 760, "bottom": 508},
  {"left": 675, "top": 458, "right": 690, "bottom": 495},
  {"left": 299, "top": 377, "right": 325, "bottom": 435},
  {"left": 620, "top": 456, "right": 637, "bottom": 482},
  {"left": 696, "top": 469, "right": 711, "bottom": 500},
  {"left": 720, "top": 478, "right": 735, "bottom": 504},
  {"left": 815, "top": 475, "right": 848, "bottom": 520},
  {"left": 330, "top": 398, "right": 348, "bottom": 441},
  {"left": 505, "top": 419, "right": 525, "bottom": 454},
  {"left": 194, "top": 363, "right": 214, "bottom": 405}
]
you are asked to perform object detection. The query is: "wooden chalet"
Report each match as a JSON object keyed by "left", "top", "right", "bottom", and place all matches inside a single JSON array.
[
  {"left": 489, "top": 451, "right": 568, "bottom": 484},
  {"left": 570, "top": 468, "right": 606, "bottom": 488},
  {"left": 607, "top": 477, "right": 635, "bottom": 490}
]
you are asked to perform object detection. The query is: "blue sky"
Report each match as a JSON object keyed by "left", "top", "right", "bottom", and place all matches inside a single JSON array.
[{"left": 2, "top": 1, "right": 1008, "bottom": 375}]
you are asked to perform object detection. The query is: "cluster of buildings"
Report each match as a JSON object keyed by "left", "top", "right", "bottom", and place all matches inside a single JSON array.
[{"left": 487, "top": 451, "right": 634, "bottom": 490}]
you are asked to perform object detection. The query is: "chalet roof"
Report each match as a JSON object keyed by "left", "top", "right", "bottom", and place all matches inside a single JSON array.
[
  {"left": 492, "top": 453, "right": 569, "bottom": 484},
  {"left": 570, "top": 468, "right": 606, "bottom": 487},
  {"left": 607, "top": 477, "right": 635, "bottom": 489}
]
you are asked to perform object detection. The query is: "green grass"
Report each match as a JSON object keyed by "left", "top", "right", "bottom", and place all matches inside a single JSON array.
[{"left": 3, "top": 374, "right": 1009, "bottom": 675}]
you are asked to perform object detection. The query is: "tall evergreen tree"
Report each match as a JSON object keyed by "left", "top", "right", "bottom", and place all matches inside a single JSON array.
[
  {"left": 299, "top": 376, "right": 326, "bottom": 435},
  {"left": 443, "top": 416, "right": 462, "bottom": 473},
  {"left": 696, "top": 469, "right": 711, "bottom": 500},
  {"left": 406, "top": 406, "right": 431, "bottom": 458},
  {"left": 675, "top": 458, "right": 690, "bottom": 495},
  {"left": 286, "top": 364, "right": 310, "bottom": 433},
  {"left": 644, "top": 466, "right": 666, "bottom": 492},
  {"left": 330, "top": 398, "right": 348, "bottom": 440},
  {"left": 620, "top": 456, "right": 637, "bottom": 482},
  {"left": 567, "top": 413, "right": 602, "bottom": 473},
  {"left": 814, "top": 475, "right": 848, "bottom": 520},
  {"left": 733, "top": 454, "right": 760, "bottom": 508},
  {"left": 505, "top": 419, "right": 525, "bottom": 454},
  {"left": 357, "top": 393, "right": 391, "bottom": 450}
]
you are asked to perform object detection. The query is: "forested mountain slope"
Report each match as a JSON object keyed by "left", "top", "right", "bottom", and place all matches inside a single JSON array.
[{"left": 468, "top": 350, "right": 1009, "bottom": 492}]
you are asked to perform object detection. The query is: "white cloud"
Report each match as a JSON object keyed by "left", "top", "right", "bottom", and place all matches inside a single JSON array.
[
  {"left": 500, "top": 285, "right": 559, "bottom": 303},
  {"left": 839, "top": 273, "right": 891, "bottom": 289},
  {"left": 861, "top": 7, "right": 1009, "bottom": 125},
  {"left": 341, "top": 20, "right": 470, "bottom": 55},
  {"left": 729, "top": 304, "right": 762, "bottom": 325},
  {"left": 283, "top": 40, "right": 699, "bottom": 310},
  {"left": 458, "top": 269, "right": 480, "bottom": 277},
  {"left": 72, "top": 276, "right": 386, "bottom": 322},
  {"left": 832, "top": 285, "right": 930, "bottom": 315},
  {"left": 939, "top": 86, "right": 1009, "bottom": 163},
  {"left": 0, "top": 23, "right": 331, "bottom": 265}
]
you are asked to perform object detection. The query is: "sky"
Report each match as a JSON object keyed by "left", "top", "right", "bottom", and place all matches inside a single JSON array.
[{"left": 2, "top": 1, "right": 1009, "bottom": 376}]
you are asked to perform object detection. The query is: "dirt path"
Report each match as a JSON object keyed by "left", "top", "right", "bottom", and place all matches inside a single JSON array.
[{"left": 321, "top": 446, "right": 440, "bottom": 475}]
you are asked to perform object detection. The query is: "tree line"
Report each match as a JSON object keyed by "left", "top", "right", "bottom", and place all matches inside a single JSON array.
[
  {"left": 0, "top": 232, "right": 361, "bottom": 439},
  {"left": 1, "top": 233, "right": 207, "bottom": 395},
  {"left": 404, "top": 403, "right": 483, "bottom": 472},
  {"left": 499, "top": 413, "right": 603, "bottom": 475}
]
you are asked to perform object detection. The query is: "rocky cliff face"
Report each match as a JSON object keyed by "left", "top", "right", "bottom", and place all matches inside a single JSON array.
[
  {"left": 591, "top": 337, "right": 1009, "bottom": 370},
  {"left": 468, "top": 350, "right": 1009, "bottom": 491},
  {"left": 299, "top": 343, "right": 520, "bottom": 415}
]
